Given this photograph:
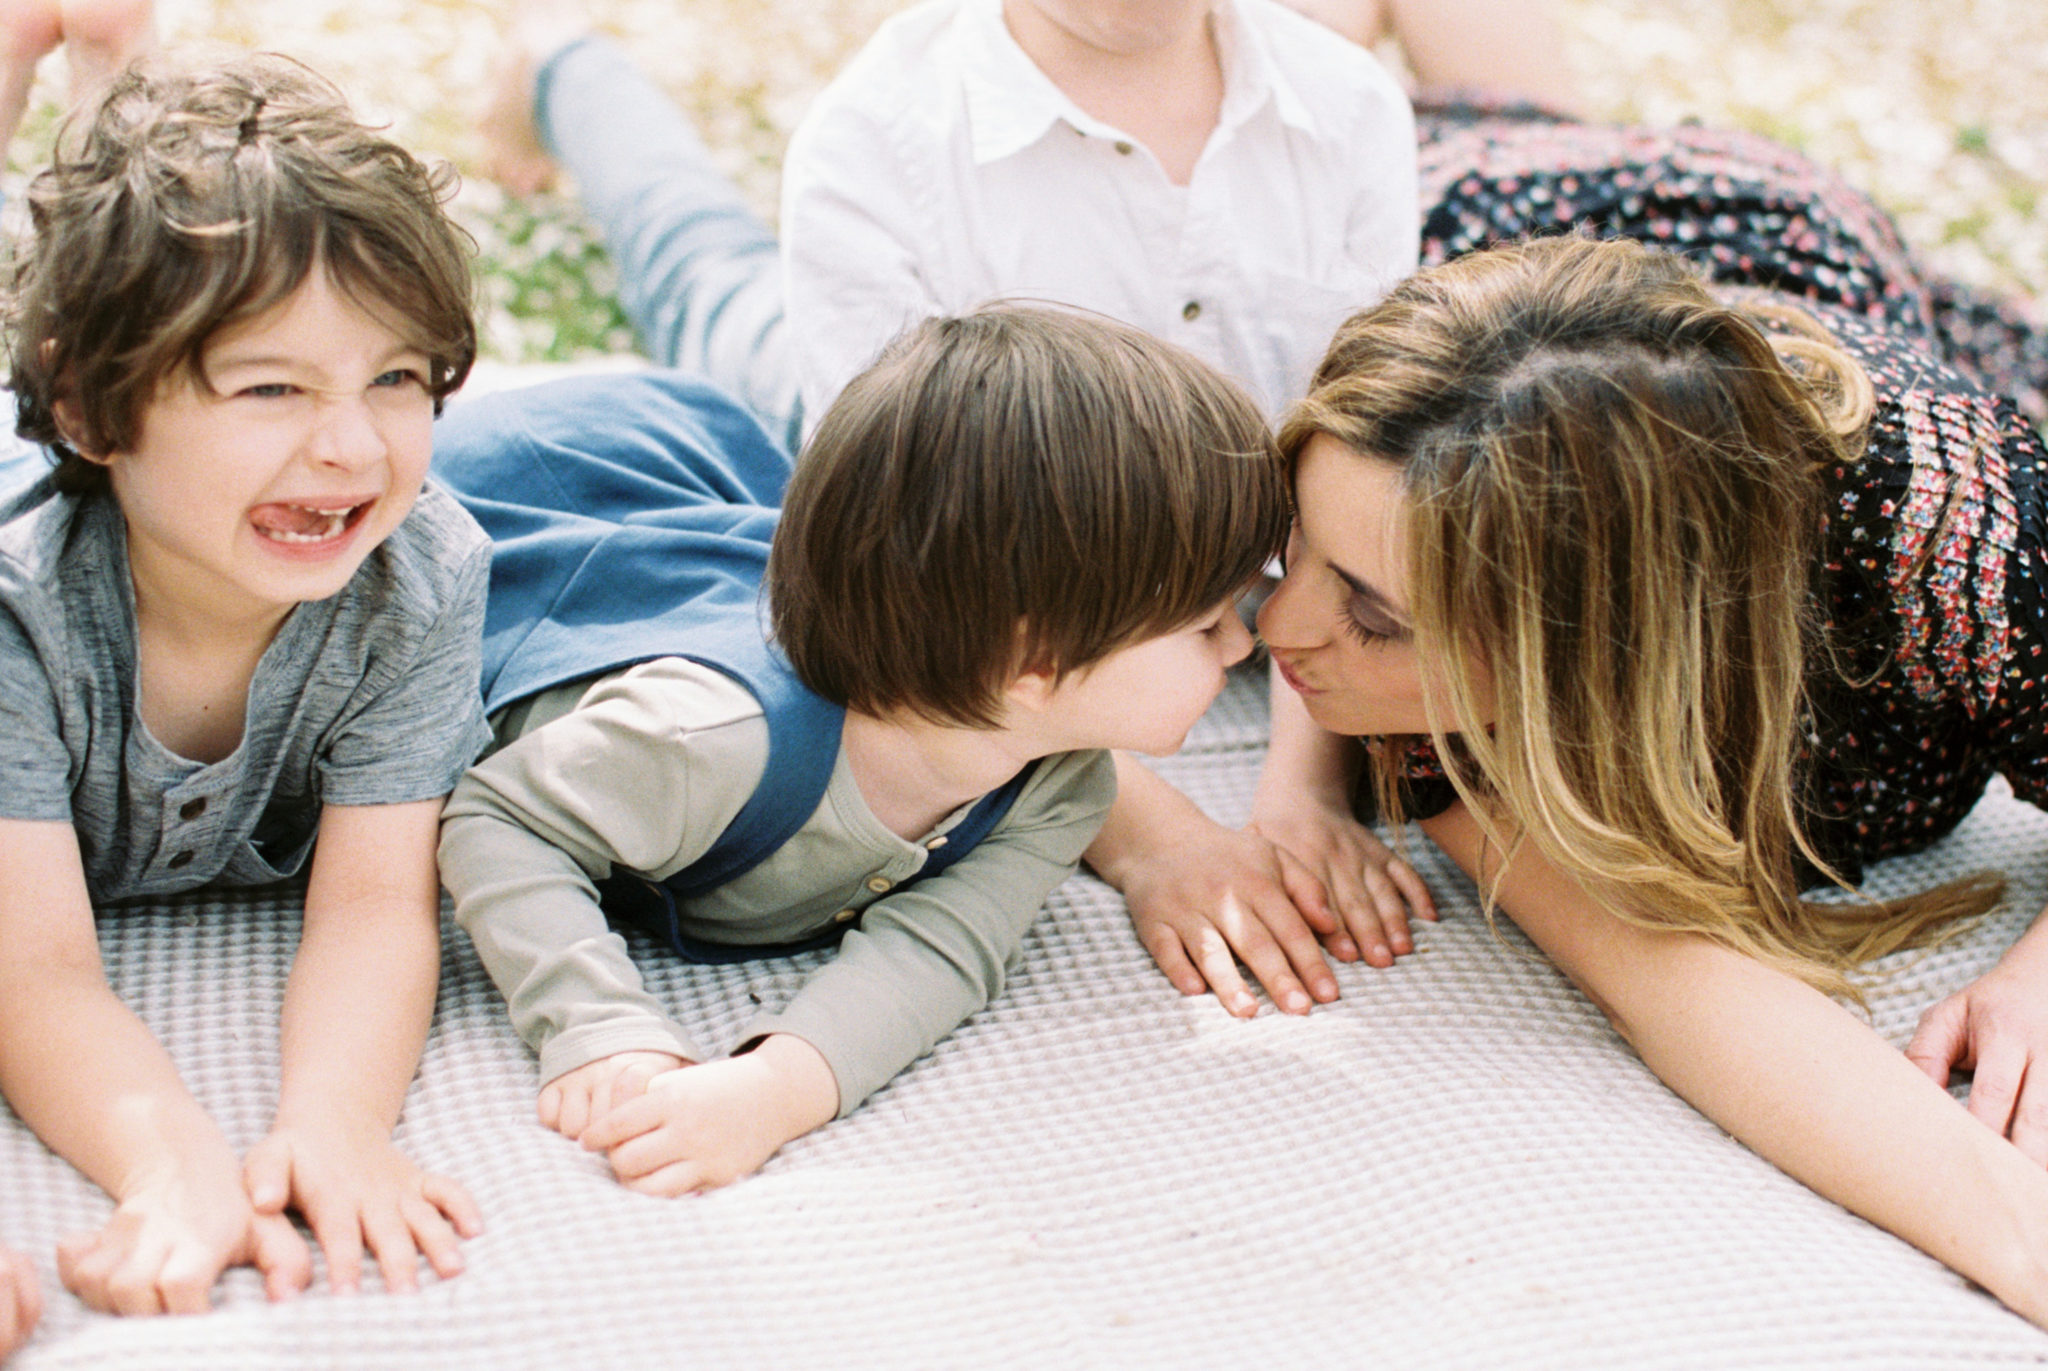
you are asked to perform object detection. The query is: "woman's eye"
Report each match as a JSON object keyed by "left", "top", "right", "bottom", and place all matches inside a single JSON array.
[
  {"left": 372, "top": 368, "right": 425, "bottom": 389},
  {"left": 1343, "top": 596, "right": 1407, "bottom": 647},
  {"left": 241, "top": 382, "right": 295, "bottom": 399}
]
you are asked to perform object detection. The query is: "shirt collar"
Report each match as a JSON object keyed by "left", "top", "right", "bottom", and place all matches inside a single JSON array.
[{"left": 955, "top": 0, "right": 1316, "bottom": 165}]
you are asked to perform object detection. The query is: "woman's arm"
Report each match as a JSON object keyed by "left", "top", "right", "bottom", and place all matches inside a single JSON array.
[
  {"left": 243, "top": 798, "right": 481, "bottom": 1296},
  {"left": 1420, "top": 800, "right": 2048, "bottom": 1325},
  {"left": 0, "top": 818, "right": 307, "bottom": 1314}
]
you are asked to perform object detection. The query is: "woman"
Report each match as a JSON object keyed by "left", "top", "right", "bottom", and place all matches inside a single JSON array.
[{"left": 1095, "top": 229, "right": 2048, "bottom": 1323}]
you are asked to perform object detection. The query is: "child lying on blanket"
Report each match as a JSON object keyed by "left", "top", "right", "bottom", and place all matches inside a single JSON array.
[
  {"left": 0, "top": 55, "right": 488, "bottom": 1316},
  {"left": 435, "top": 306, "right": 1288, "bottom": 1194}
]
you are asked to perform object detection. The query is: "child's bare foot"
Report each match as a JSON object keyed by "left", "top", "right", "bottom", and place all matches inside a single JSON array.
[{"left": 478, "top": 3, "right": 589, "bottom": 196}]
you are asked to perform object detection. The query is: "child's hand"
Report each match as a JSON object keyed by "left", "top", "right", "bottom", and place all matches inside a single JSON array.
[
  {"left": 538, "top": 1050, "right": 689, "bottom": 1142},
  {"left": 1250, "top": 796, "right": 1437, "bottom": 968},
  {"left": 56, "top": 1159, "right": 310, "bottom": 1315},
  {"left": 1, "top": 1245, "right": 41, "bottom": 1358},
  {"left": 580, "top": 1035, "right": 839, "bottom": 1197},
  {"left": 243, "top": 1125, "right": 481, "bottom": 1296}
]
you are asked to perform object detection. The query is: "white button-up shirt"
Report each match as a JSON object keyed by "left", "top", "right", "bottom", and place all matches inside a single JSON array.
[{"left": 780, "top": 0, "right": 1419, "bottom": 430}]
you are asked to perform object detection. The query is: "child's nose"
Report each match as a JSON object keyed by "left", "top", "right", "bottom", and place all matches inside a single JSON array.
[
  {"left": 1217, "top": 606, "right": 1255, "bottom": 666},
  {"left": 307, "top": 395, "right": 385, "bottom": 470}
]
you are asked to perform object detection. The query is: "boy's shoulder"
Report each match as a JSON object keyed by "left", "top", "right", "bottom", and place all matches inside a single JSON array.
[
  {"left": 346, "top": 480, "right": 490, "bottom": 622},
  {"left": 0, "top": 470, "right": 118, "bottom": 622}
]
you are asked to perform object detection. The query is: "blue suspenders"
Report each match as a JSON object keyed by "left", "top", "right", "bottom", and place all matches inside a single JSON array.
[{"left": 433, "top": 371, "right": 1035, "bottom": 963}]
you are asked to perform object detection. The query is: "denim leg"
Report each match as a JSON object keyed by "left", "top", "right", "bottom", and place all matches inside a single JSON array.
[{"left": 533, "top": 35, "right": 803, "bottom": 454}]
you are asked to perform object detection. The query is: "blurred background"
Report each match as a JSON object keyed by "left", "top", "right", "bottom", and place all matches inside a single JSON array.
[{"left": 6, "top": 0, "right": 2042, "bottom": 368}]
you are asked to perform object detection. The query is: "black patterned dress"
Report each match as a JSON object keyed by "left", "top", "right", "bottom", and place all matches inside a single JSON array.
[
  {"left": 1415, "top": 102, "right": 2047, "bottom": 428},
  {"left": 1382, "top": 106, "right": 2048, "bottom": 881}
]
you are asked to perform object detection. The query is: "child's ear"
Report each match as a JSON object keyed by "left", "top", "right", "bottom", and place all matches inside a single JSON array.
[
  {"left": 1004, "top": 665, "right": 1060, "bottom": 713},
  {"left": 49, "top": 398, "right": 110, "bottom": 465}
]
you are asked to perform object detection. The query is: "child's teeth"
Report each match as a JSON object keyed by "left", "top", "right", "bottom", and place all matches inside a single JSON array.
[{"left": 263, "top": 505, "right": 356, "bottom": 542}]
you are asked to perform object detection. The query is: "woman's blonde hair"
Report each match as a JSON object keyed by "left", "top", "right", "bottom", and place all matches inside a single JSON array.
[{"left": 1280, "top": 235, "right": 1999, "bottom": 999}]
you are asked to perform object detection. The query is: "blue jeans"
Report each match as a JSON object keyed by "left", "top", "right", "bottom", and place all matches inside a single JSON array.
[{"left": 534, "top": 36, "right": 803, "bottom": 454}]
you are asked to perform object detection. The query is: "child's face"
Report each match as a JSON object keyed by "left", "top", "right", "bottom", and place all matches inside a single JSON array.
[
  {"left": 1036, "top": 598, "right": 1254, "bottom": 756},
  {"left": 89, "top": 269, "right": 436, "bottom": 627}
]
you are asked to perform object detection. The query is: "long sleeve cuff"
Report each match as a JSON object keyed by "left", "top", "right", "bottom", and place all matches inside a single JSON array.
[{"left": 537, "top": 1015, "right": 708, "bottom": 1086}]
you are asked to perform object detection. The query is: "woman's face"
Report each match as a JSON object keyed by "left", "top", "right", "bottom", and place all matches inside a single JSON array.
[{"left": 1257, "top": 434, "right": 1480, "bottom": 738}]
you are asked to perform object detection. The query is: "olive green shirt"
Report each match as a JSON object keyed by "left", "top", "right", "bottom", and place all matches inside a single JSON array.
[{"left": 439, "top": 658, "right": 1116, "bottom": 1115}]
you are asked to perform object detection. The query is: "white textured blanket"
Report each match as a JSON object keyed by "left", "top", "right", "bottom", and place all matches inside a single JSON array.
[{"left": 7, "top": 665, "right": 2048, "bottom": 1369}]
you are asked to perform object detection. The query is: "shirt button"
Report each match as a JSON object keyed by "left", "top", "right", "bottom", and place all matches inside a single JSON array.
[
  {"left": 1182, "top": 300, "right": 1202, "bottom": 322},
  {"left": 1113, "top": 140, "right": 1134, "bottom": 155},
  {"left": 865, "top": 875, "right": 892, "bottom": 894},
  {"left": 925, "top": 835, "right": 949, "bottom": 850},
  {"left": 178, "top": 797, "right": 207, "bottom": 821},
  {"left": 834, "top": 908, "right": 859, "bottom": 924},
  {"left": 167, "top": 851, "right": 195, "bottom": 870}
]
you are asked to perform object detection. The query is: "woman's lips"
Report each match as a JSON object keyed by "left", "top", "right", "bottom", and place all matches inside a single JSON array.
[{"left": 1272, "top": 653, "right": 1319, "bottom": 695}]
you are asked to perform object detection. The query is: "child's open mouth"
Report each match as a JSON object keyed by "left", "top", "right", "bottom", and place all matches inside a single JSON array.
[{"left": 250, "top": 500, "right": 372, "bottom": 546}]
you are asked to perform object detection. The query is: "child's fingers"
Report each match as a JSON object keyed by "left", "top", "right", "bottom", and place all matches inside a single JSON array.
[
  {"left": 610, "top": 1058, "right": 671, "bottom": 1111},
  {"left": 53, "top": 1230, "right": 103, "bottom": 1306},
  {"left": 240, "top": 1134, "right": 294, "bottom": 1215},
  {"left": 619, "top": 1160, "right": 707, "bottom": 1199},
  {"left": 420, "top": 1171, "right": 484, "bottom": 1240},
  {"left": 580, "top": 1096, "right": 664, "bottom": 1153},
  {"left": 555, "top": 1080, "right": 594, "bottom": 1140},
  {"left": 604, "top": 1129, "right": 689, "bottom": 1184},
  {"left": 5, "top": 1248, "right": 41, "bottom": 1345},
  {"left": 248, "top": 1212, "right": 311, "bottom": 1302},
  {"left": 310, "top": 1208, "right": 366, "bottom": 1296},
  {"left": 535, "top": 1081, "right": 563, "bottom": 1131},
  {"left": 153, "top": 1241, "right": 222, "bottom": 1316},
  {"left": 362, "top": 1210, "right": 420, "bottom": 1295},
  {"left": 104, "top": 1234, "right": 179, "bottom": 1316},
  {"left": 400, "top": 1194, "right": 466, "bottom": 1280}
]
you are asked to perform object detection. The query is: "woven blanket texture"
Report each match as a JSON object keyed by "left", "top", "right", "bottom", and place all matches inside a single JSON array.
[{"left": 6, "top": 664, "right": 2048, "bottom": 1370}]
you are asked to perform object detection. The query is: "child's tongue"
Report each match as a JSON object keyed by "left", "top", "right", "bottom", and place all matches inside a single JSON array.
[{"left": 251, "top": 503, "right": 348, "bottom": 539}]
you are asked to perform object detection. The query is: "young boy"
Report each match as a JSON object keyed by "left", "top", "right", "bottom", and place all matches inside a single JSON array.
[
  {"left": 434, "top": 306, "right": 1287, "bottom": 1192},
  {"left": 477, "top": 0, "right": 1417, "bottom": 446},
  {"left": 0, "top": 55, "right": 487, "bottom": 1316}
]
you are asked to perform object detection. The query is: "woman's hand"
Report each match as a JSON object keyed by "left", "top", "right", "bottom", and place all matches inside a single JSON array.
[
  {"left": 1251, "top": 792, "right": 1437, "bottom": 968},
  {"left": 1121, "top": 817, "right": 1342, "bottom": 1018},
  {"left": 1905, "top": 914, "right": 2048, "bottom": 1165}
]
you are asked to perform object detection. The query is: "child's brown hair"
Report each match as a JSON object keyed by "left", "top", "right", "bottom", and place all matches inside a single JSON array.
[
  {"left": 770, "top": 304, "right": 1288, "bottom": 727},
  {"left": 6, "top": 52, "right": 475, "bottom": 493}
]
